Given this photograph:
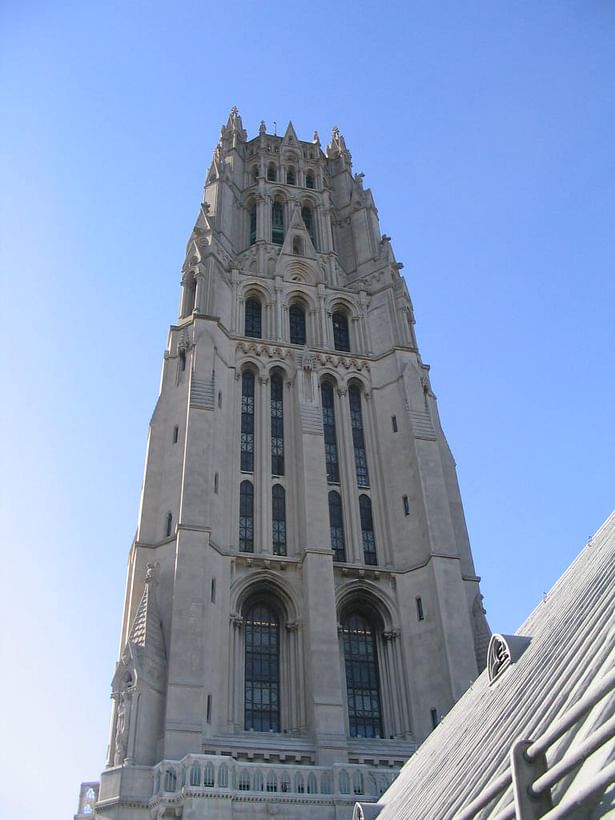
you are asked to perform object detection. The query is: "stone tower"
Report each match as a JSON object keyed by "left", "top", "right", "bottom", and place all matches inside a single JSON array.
[{"left": 95, "top": 108, "right": 489, "bottom": 819}]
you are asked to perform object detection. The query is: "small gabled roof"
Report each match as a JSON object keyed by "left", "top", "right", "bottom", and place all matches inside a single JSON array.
[{"left": 370, "top": 511, "right": 615, "bottom": 820}]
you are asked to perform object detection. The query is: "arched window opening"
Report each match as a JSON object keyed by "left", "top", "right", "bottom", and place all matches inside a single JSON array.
[
  {"left": 249, "top": 202, "right": 257, "bottom": 245},
  {"left": 164, "top": 769, "right": 177, "bottom": 792},
  {"left": 239, "top": 770, "right": 250, "bottom": 791},
  {"left": 272, "top": 484, "right": 287, "bottom": 556},
  {"left": 218, "top": 764, "right": 228, "bottom": 788},
  {"left": 360, "top": 495, "right": 377, "bottom": 565},
  {"left": 287, "top": 167, "right": 296, "bottom": 185},
  {"left": 253, "top": 770, "right": 264, "bottom": 791},
  {"left": 306, "top": 171, "right": 315, "bottom": 189},
  {"left": 244, "top": 603, "right": 280, "bottom": 732},
  {"left": 301, "top": 205, "right": 316, "bottom": 248},
  {"left": 342, "top": 612, "right": 383, "bottom": 738},
  {"left": 245, "top": 298, "right": 262, "bottom": 338},
  {"left": 321, "top": 382, "right": 340, "bottom": 482},
  {"left": 289, "top": 304, "right": 306, "bottom": 345},
  {"left": 332, "top": 311, "right": 350, "bottom": 352},
  {"left": 190, "top": 764, "right": 201, "bottom": 787},
  {"left": 204, "top": 762, "right": 215, "bottom": 787},
  {"left": 241, "top": 371, "right": 255, "bottom": 472},
  {"left": 239, "top": 481, "right": 254, "bottom": 552},
  {"left": 266, "top": 772, "right": 278, "bottom": 792},
  {"left": 349, "top": 385, "right": 370, "bottom": 487},
  {"left": 165, "top": 512, "right": 173, "bottom": 538},
  {"left": 272, "top": 201, "right": 284, "bottom": 245},
  {"left": 295, "top": 773, "right": 305, "bottom": 793},
  {"left": 270, "top": 375, "right": 284, "bottom": 475},
  {"left": 267, "top": 164, "right": 276, "bottom": 182},
  {"left": 307, "top": 773, "right": 318, "bottom": 794},
  {"left": 338, "top": 770, "right": 350, "bottom": 794},
  {"left": 328, "top": 491, "right": 346, "bottom": 562}
]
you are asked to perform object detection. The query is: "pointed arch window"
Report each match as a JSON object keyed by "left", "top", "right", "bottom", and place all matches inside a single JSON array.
[
  {"left": 244, "top": 603, "right": 280, "bottom": 731},
  {"left": 249, "top": 203, "right": 257, "bottom": 245},
  {"left": 287, "top": 167, "right": 296, "bottom": 185},
  {"left": 289, "top": 304, "right": 306, "bottom": 345},
  {"left": 270, "top": 375, "right": 284, "bottom": 476},
  {"left": 332, "top": 311, "right": 350, "bottom": 352},
  {"left": 272, "top": 201, "right": 284, "bottom": 245},
  {"left": 349, "top": 385, "right": 369, "bottom": 487},
  {"left": 306, "top": 171, "right": 315, "bottom": 189},
  {"left": 359, "top": 495, "right": 377, "bottom": 565},
  {"left": 342, "top": 612, "right": 383, "bottom": 738},
  {"left": 328, "top": 490, "right": 346, "bottom": 562},
  {"left": 267, "top": 164, "right": 276, "bottom": 182},
  {"left": 245, "top": 298, "right": 262, "bottom": 338},
  {"left": 239, "top": 480, "right": 254, "bottom": 552},
  {"left": 321, "top": 382, "right": 339, "bottom": 482},
  {"left": 241, "top": 371, "right": 255, "bottom": 472},
  {"left": 301, "top": 205, "right": 316, "bottom": 248},
  {"left": 272, "top": 484, "right": 287, "bottom": 556}
]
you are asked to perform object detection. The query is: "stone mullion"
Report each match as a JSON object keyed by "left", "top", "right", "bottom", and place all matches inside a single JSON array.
[
  {"left": 257, "top": 193, "right": 268, "bottom": 243},
  {"left": 308, "top": 308, "right": 318, "bottom": 348},
  {"left": 381, "top": 632, "right": 402, "bottom": 736},
  {"left": 194, "top": 269, "right": 205, "bottom": 314},
  {"left": 337, "top": 387, "right": 361, "bottom": 563}
]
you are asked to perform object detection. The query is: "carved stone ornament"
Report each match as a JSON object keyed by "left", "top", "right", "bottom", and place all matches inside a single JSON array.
[{"left": 487, "top": 633, "right": 531, "bottom": 684}]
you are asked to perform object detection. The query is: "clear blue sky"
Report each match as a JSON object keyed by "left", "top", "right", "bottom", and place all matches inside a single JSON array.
[{"left": 1, "top": 2, "right": 613, "bottom": 818}]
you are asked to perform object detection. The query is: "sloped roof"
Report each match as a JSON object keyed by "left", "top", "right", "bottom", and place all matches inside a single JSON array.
[{"left": 370, "top": 511, "right": 615, "bottom": 819}]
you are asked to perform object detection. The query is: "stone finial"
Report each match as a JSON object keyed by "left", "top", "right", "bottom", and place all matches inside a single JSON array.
[
  {"left": 259, "top": 120, "right": 267, "bottom": 135},
  {"left": 313, "top": 130, "right": 320, "bottom": 145}
]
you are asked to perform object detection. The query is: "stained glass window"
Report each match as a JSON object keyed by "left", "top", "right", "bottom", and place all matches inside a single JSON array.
[
  {"left": 272, "top": 485, "right": 287, "bottom": 556},
  {"left": 342, "top": 612, "right": 383, "bottom": 738},
  {"left": 321, "top": 382, "right": 339, "bottom": 483},
  {"left": 349, "top": 385, "right": 369, "bottom": 487},
  {"left": 240, "top": 371, "right": 255, "bottom": 472},
  {"left": 244, "top": 604, "right": 280, "bottom": 732},
  {"left": 333, "top": 311, "right": 350, "bottom": 352},
  {"left": 239, "top": 481, "right": 254, "bottom": 552},
  {"left": 289, "top": 304, "right": 306, "bottom": 345},
  {"left": 271, "top": 375, "right": 284, "bottom": 475},
  {"left": 360, "top": 495, "right": 377, "bottom": 565},
  {"left": 245, "top": 298, "right": 262, "bottom": 338},
  {"left": 272, "top": 202, "right": 284, "bottom": 245},
  {"left": 249, "top": 203, "right": 257, "bottom": 245},
  {"left": 328, "top": 491, "right": 346, "bottom": 562}
]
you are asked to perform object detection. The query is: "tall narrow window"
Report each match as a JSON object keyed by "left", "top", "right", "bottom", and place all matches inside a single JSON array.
[
  {"left": 245, "top": 298, "right": 262, "bottom": 338},
  {"left": 287, "top": 167, "right": 296, "bottom": 185},
  {"left": 289, "top": 304, "right": 306, "bottom": 345},
  {"left": 165, "top": 512, "right": 173, "bottom": 538},
  {"left": 239, "top": 480, "right": 254, "bottom": 552},
  {"left": 332, "top": 311, "right": 350, "bottom": 352},
  {"left": 272, "top": 484, "right": 287, "bottom": 556},
  {"left": 267, "top": 164, "right": 276, "bottom": 182},
  {"left": 360, "top": 495, "right": 377, "bottom": 565},
  {"left": 270, "top": 375, "right": 284, "bottom": 475},
  {"left": 342, "top": 612, "right": 383, "bottom": 738},
  {"left": 244, "top": 604, "right": 280, "bottom": 731},
  {"left": 241, "top": 371, "right": 255, "bottom": 472},
  {"left": 252, "top": 165, "right": 258, "bottom": 184},
  {"left": 328, "top": 491, "right": 346, "bottom": 562},
  {"left": 301, "top": 205, "right": 316, "bottom": 248},
  {"left": 249, "top": 203, "right": 257, "bottom": 245},
  {"left": 349, "top": 385, "right": 369, "bottom": 487},
  {"left": 272, "top": 202, "right": 284, "bottom": 245},
  {"left": 306, "top": 171, "right": 315, "bottom": 189},
  {"left": 321, "top": 382, "right": 339, "bottom": 482}
]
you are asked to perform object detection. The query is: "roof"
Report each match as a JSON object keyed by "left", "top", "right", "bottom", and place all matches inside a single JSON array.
[{"left": 364, "top": 511, "right": 615, "bottom": 819}]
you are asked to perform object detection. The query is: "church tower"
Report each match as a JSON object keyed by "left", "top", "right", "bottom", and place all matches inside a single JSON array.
[{"left": 95, "top": 109, "right": 489, "bottom": 819}]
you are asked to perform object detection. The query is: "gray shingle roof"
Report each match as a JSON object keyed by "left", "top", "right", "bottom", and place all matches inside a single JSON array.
[{"left": 369, "top": 511, "right": 615, "bottom": 819}]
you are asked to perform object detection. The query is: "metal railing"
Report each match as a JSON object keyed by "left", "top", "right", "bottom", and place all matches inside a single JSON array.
[{"left": 452, "top": 665, "right": 615, "bottom": 820}]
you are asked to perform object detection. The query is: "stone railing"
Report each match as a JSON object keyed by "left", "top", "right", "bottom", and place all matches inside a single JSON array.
[{"left": 151, "top": 753, "right": 398, "bottom": 803}]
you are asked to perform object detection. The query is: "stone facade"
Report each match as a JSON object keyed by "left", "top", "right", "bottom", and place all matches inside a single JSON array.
[{"left": 91, "top": 109, "right": 489, "bottom": 819}]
